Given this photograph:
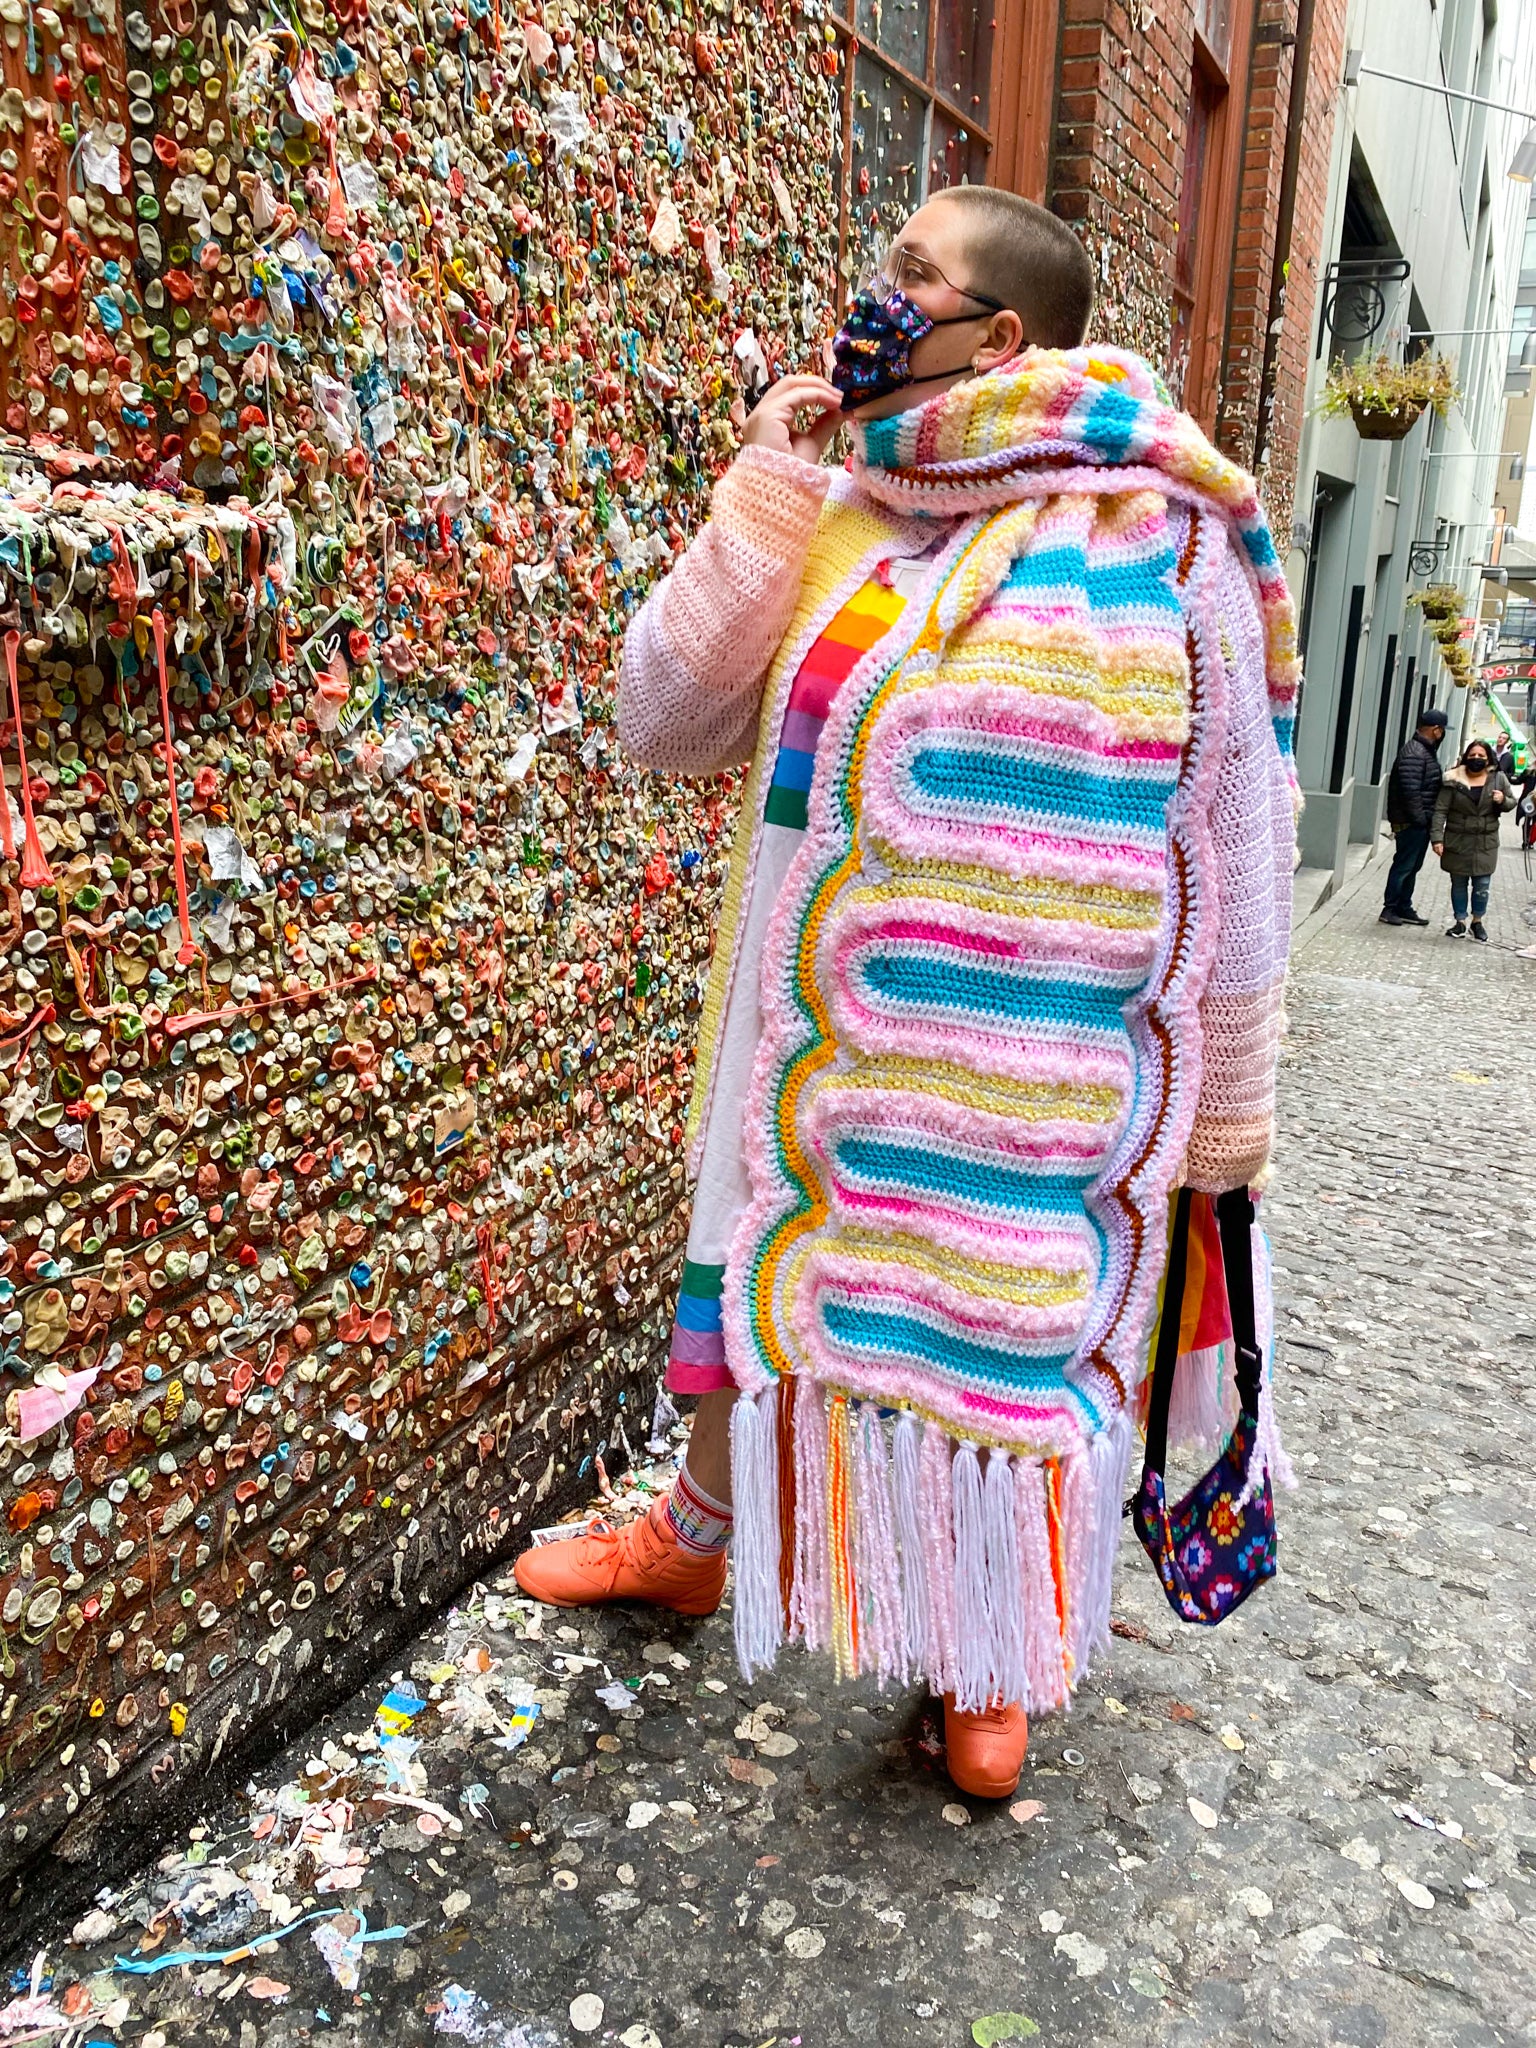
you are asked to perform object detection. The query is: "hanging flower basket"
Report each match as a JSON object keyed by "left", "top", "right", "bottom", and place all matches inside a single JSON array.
[
  {"left": 1349, "top": 397, "right": 1427, "bottom": 441},
  {"left": 1320, "top": 350, "right": 1459, "bottom": 442},
  {"left": 1410, "top": 582, "right": 1462, "bottom": 622}
]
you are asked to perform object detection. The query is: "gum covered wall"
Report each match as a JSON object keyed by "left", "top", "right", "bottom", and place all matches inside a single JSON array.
[{"left": 0, "top": 0, "right": 845, "bottom": 1915}]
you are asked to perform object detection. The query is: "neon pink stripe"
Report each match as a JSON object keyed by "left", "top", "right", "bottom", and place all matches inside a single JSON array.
[
  {"left": 827, "top": 1178, "right": 1095, "bottom": 1251},
  {"left": 867, "top": 918, "right": 1021, "bottom": 958},
  {"left": 665, "top": 1356, "right": 735, "bottom": 1395}
]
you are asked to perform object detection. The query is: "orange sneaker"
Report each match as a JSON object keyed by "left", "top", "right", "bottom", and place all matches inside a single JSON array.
[
  {"left": 512, "top": 1499, "right": 728, "bottom": 1616},
  {"left": 943, "top": 1695, "right": 1029, "bottom": 1799}
]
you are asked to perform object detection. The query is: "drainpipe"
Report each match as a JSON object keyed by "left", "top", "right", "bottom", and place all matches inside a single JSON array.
[{"left": 1253, "top": 0, "right": 1321, "bottom": 482}]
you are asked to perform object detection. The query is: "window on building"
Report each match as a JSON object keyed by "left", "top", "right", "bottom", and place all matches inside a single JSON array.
[
  {"left": 831, "top": 2, "right": 1001, "bottom": 284},
  {"left": 1175, "top": 7, "right": 1256, "bottom": 432},
  {"left": 1172, "top": 65, "right": 1220, "bottom": 384},
  {"left": 1522, "top": 208, "right": 1536, "bottom": 285},
  {"left": 1195, "top": 0, "right": 1233, "bottom": 69}
]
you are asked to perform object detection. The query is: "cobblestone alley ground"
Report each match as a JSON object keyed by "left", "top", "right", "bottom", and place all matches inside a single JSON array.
[{"left": 14, "top": 844, "right": 1536, "bottom": 2048}]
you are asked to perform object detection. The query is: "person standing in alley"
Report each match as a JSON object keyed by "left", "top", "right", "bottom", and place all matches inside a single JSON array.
[
  {"left": 516, "top": 189, "right": 1298, "bottom": 1801},
  {"left": 1381, "top": 708, "right": 1448, "bottom": 926},
  {"left": 1432, "top": 737, "right": 1514, "bottom": 941}
]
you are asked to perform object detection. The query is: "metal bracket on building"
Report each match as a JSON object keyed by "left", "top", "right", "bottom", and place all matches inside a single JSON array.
[
  {"left": 1316, "top": 255, "right": 1413, "bottom": 358},
  {"left": 1409, "top": 539, "right": 1451, "bottom": 576}
]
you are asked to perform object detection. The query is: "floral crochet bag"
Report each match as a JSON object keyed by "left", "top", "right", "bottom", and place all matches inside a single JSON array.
[{"left": 1131, "top": 1186, "right": 1277, "bottom": 1625}]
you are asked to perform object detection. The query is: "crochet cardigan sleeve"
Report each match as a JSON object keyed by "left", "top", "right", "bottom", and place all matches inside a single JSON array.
[
  {"left": 1182, "top": 529, "right": 1295, "bottom": 1195},
  {"left": 618, "top": 443, "right": 833, "bottom": 775}
]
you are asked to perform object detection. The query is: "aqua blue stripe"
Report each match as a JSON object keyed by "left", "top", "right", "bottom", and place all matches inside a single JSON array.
[
  {"left": 1271, "top": 713, "right": 1294, "bottom": 757},
  {"left": 822, "top": 1299, "right": 1082, "bottom": 1399},
  {"left": 1001, "top": 549, "right": 1180, "bottom": 613},
  {"left": 859, "top": 953, "right": 1132, "bottom": 1031},
  {"left": 1081, "top": 385, "right": 1141, "bottom": 462},
  {"left": 861, "top": 415, "right": 903, "bottom": 468},
  {"left": 908, "top": 746, "right": 1176, "bottom": 831},
  {"left": 673, "top": 1293, "right": 723, "bottom": 1332},
  {"left": 1244, "top": 522, "right": 1278, "bottom": 570},
  {"left": 830, "top": 1133, "right": 1096, "bottom": 1214},
  {"left": 770, "top": 745, "right": 816, "bottom": 793}
]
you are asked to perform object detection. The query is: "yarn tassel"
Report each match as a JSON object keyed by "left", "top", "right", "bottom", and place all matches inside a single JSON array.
[
  {"left": 826, "top": 1393, "right": 857, "bottom": 1681},
  {"left": 918, "top": 1422, "right": 958, "bottom": 1700},
  {"left": 776, "top": 1373, "right": 798, "bottom": 1623},
  {"left": 1060, "top": 1448, "right": 1094, "bottom": 1679},
  {"left": 1081, "top": 1410, "right": 1132, "bottom": 1668},
  {"left": 789, "top": 1372, "right": 831, "bottom": 1652},
  {"left": 983, "top": 1451, "right": 1027, "bottom": 1709},
  {"left": 1167, "top": 1340, "right": 1226, "bottom": 1453},
  {"left": 950, "top": 1445, "right": 1027, "bottom": 1712},
  {"left": 730, "top": 1386, "right": 783, "bottom": 1682},
  {"left": 891, "top": 1412, "right": 929, "bottom": 1687},
  {"left": 952, "top": 1443, "right": 989, "bottom": 1713},
  {"left": 851, "top": 1405, "right": 905, "bottom": 1688},
  {"left": 1016, "top": 1456, "right": 1068, "bottom": 1712},
  {"left": 1242, "top": 1220, "right": 1296, "bottom": 1506}
]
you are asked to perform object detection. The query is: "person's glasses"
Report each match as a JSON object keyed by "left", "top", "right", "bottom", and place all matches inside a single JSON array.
[{"left": 860, "top": 243, "right": 1004, "bottom": 314}]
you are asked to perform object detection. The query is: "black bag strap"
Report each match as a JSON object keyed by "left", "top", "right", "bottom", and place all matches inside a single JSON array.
[
  {"left": 1213, "top": 1185, "right": 1263, "bottom": 1421},
  {"left": 1140, "top": 1186, "right": 1191, "bottom": 1481},
  {"left": 1141, "top": 1186, "right": 1262, "bottom": 1483}
]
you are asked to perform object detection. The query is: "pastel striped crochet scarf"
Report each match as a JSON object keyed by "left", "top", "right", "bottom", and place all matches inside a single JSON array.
[{"left": 726, "top": 346, "right": 1300, "bottom": 1714}]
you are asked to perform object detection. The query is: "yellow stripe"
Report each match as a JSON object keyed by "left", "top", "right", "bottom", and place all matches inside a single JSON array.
[
  {"left": 812, "top": 1056, "right": 1124, "bottom": 1125},
  {"left": 814, "top": 1228, "right": 1090, "bottom": 1307},
  {"left": 841, "top": 580, "right": 906, "bottom": 625},
  {"left": 846, "top": 871, "right": 1164, "bottom": 932}
]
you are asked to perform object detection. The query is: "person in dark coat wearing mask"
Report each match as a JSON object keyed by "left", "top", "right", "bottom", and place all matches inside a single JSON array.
[
  {"left": 1431, "top": 738, "right": 1514, "bottom": 941},
  {"left": 1381, "top": 708, "right": 1448, "bottom": 925}
]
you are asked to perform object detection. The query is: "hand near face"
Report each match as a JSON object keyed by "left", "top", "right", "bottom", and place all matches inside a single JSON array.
[{"left": 739, "top": 374, "right": 845, "bottom": 466}]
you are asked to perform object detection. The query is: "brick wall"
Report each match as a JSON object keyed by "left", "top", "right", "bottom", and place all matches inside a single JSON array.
[
  {"left": 1214, "top": 0, "right": 1350, "bottom": 537},
  {"left": 1045, "top": 0, "right": 1350, "bottom": 535},
  {"left": 1053, "top": 0, "right": 1198, "bottom": 370},
  {"left": 1216, "top": 2, "right": 1301, "bottom": 472},
  {"left": 1251, "top": 0, "right": 1352, "bottom": 538}
]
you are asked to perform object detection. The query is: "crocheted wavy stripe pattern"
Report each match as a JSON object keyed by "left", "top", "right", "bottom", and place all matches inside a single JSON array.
[
  {"left": 720, "top": 351, "right": 1295, "bottom": 1708},
  {"left": 730, "top": 480, "right": 1188, "bottom": 1464}
]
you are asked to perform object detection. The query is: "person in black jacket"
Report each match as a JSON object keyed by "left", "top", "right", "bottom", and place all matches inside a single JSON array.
[{"left": 1381, "top": 707, "right": 1448, "bottom": 925}]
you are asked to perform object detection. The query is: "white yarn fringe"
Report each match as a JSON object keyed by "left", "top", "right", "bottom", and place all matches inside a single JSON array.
[
  {"left": 729, "top": 1387, "right": 782, "bottom": 1682},
  {"left": 729, "top": 1387, "right": 1133, "bottom": 1715},
  {"left": 1015, "top": 1455, "right": 1067, "bottom": 1712},
  {"left": 918, "top": 1422, "right": 959, "bottom": 1699},
  {"left": 1244, "top": 1220, "right": 1296, "bottom": 1506},
  {"left": 947, "top": 1447, "right": 1028, "bottom": 1713},
  {"left": 1081, "top": 1408, "right": 1133, "bottom": 1668},
  {"left": 1167, "top": 1340, "right": 1228, "bottom": 1454},
  {"left": 892, "top": 1412, "right": 929, "bottom": 1685},
  {"left": 851, "top": 1403, "right": 907, "bottom": 1688},
  {"left": 790, "top": 1373, "right": 831, "bottom": 1651}
]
